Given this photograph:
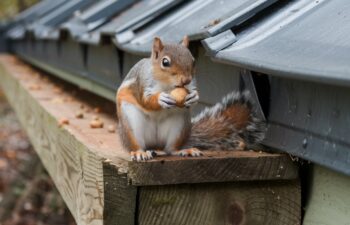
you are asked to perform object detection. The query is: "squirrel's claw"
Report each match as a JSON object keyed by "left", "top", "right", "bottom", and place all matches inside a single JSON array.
[
  {"left": 184, "top": 91, "right": 199, "bottom": 107},
  {"left": 175, "top": 148, "right": 203, "bottom": 157},
  {"left": 130, "top": 150, "right": 153, "bottom": 162},
  {"left": 159, "top": 92, "right": 176, "bottom": 109}
]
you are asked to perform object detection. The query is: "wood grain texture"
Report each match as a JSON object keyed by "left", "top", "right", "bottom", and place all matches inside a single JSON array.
[
  {"left": 103, "top": 162, "right": 137, "bottom": 225},
  {"left": 303, "top": 165, "right": 350, "bottom": 225},
  {"left": 139, "top": 180, "right": 301, "bottom": 225},
  {"left": 0, "top": 55, "right": 132, "bottom": 225},
  {"left": 128, "top": 150, "right": 298, "bottom": 185}
]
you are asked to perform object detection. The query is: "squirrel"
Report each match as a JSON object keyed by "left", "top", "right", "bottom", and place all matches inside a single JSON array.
[{"left": 116, "top": 36, "right": 266, "bottom": 161}]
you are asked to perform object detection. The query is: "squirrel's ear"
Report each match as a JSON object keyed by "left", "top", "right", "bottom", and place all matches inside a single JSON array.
[
  {"left": 152, "top": 37, "right": 164, "bottom": 59},
  {"left": 181, "top": 36, "right": 189, "bottom": 48}
]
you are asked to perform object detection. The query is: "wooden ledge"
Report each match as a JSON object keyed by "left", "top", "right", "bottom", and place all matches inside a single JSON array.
[
  {"left": 0, "top": 55, "right": 300, "bottom": 225},
  {"left": 129, "top": 150, "right": 297, "bottom": 185}
]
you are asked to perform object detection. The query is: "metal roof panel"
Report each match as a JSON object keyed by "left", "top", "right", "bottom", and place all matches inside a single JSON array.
[
  {"left": 59, "top": 0, "right": 137, "bottom": 39},
  {"left": 78, "top": 0, "right": 184, "bottom": 45},
  {"left": 211, "top": 0, "right": 350, "bottom": 87},
  {"left": 6, "top": 0, "right": 69, "bottom": 39},
  {"left": 114, "top": 0, "right": 277, "bottom": 55}
]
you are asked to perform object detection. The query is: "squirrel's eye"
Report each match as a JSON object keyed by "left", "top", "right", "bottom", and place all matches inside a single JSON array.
[{"left": 161, "top": 57, "right": 171, "bottom": 67}]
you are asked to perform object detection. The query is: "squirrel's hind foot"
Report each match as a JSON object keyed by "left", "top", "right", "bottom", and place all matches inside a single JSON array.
[
  {"left": 130, "top": 150, "right": 154, "bottom": 162},
  {"left": 175, "top": 148, "right": 203, "bottom": 157}
]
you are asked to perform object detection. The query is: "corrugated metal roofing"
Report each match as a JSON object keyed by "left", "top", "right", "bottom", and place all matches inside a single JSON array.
[
  {"left": 28, "top": 0, "right": 97, "bottom": 39},
  {"left": 207, "top": 0, "right": 350, "bottom": 87},
  {"left": 59, "top": 0, "right": 137, "bottom": 39},
  {"left": 78, "top": 0, "right": 185, "bottom": 45},
  {"left": 114, "top": 0, "right": 277, "bottom": 55},
  {"left": 6, "top": 0, "right": 69, "bottom": 39}
]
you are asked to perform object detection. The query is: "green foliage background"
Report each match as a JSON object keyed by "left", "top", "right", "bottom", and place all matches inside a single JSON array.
[{"left": 0, "top": 0, "right": 39, "bottom": 20}]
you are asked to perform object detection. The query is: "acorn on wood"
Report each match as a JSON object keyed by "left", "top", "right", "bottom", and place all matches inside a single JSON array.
[
  {"left": 75, "top": 111, "right": 84, "bottom": 119},
  {"left": 58, "top": 118, "right": 69, "bottom": 127},
  {"left": 90, "top": 119, "right": 104, "bottom": 129},
  {"left": 107, "top": 124, "right": 116, "bottom": 133},
  {"left": 170, "top": 87, "right": 189, "bottom": 107}
]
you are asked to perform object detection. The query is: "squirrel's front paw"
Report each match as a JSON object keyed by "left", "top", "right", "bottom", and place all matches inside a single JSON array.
[
  {"left": 175, "top": 148, "right": 203, "bottom": 157},
  {"left": 130, "top": 150, "right": 154, "bottom": 162},
  {"left": 184, "top": 90, "right": 199, "bottom": 107},
  {"left": 158, "top": 92, "right": 176, "bottom": 109}
]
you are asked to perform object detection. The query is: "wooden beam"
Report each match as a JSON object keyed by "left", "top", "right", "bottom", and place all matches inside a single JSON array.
[
  {"left": 129, "top": 151, "right": 298, "bottom": 185},
  {"left": 103, "top": 162, "right": 136, "bottom": 225},
  {"left": 0, "top": 55, "right": 134, "bottom": 225},
  {"left": 139, "top": 180, "right": 301, "bottom": 225}
]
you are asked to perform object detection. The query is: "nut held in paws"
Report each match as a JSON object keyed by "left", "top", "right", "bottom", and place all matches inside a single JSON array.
[{"left": 170, "top": 88, "right": 189, "bottom": 107}]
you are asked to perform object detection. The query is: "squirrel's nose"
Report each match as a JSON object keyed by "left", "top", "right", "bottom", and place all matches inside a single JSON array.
[{"left": 181, "top": 77, "right": 191, "bottom": 86}]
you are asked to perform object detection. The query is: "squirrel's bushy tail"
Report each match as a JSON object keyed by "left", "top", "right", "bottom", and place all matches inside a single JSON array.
[{"left": 185, "top": 91, "right": 266, "bottom": 150}]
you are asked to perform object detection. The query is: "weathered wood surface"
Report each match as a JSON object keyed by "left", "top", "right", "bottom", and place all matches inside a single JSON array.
[
  {"left": 103, "top": 162, "right": 137, "bottom": 225},
  {"left": 129, "top": 150, "right": 298, "bottom": 185},
  {"left": 0, "top": 55, "right": 132, "bottom": 225},
  {"left": 303, "top": 165, "right": 350, "bottom": 225},
  {"left": 139, "top": 180, "right": 301, "bottom": 225}
]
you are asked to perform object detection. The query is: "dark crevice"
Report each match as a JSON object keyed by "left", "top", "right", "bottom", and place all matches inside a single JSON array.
[
  {"left": 117, "top": 47, "right": 124, "bottom": 78},
  {"left": 134, "top": 187, "right": 140, "bottom": 225},
  {"left": 81, "top": 44, "right": 88, "bottom": 68},
  {"left": 232, "top": 0, "right": 294, "bottom": 35},
  {"left": 239, "top": 71, "right": 270, "bottom": 120},
  {"left": 252, "top": 72, "right": 270, "bottom": 118}
]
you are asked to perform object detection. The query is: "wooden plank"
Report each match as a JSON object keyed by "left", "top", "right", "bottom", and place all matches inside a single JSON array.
[
  {"left": 0, "top": 55, "right": 133, "bottom": 225},
  {"left": 0, "top": 55, "right": 298, "bottom": 187},
  {"left": 303, "top": 165, "right": 350, "bottom": 225},
  {"left": 139, "top": 180, "right": 301, "bottom": 225},
  {"left": 103, "top": 162, "right": 137, "bottom": 225},
  {"left": 128, "top": 150, "right": 298, "bottom": 185}
]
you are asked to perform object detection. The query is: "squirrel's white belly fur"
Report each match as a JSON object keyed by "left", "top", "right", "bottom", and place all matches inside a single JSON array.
[{"left": 121, "top": 101, "right": 190, "bottom": 152}]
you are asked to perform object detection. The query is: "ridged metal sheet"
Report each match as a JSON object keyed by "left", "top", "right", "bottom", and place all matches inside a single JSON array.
[
  {"left": 211, "top": 0, "right": 350, "bottom": 87},
  {"left": 114, "top": 0, "right": 277, "bottom": 55},
  {"left": 59, "top": 0, "right": 137, "bottom": 39},
  {"left": 29, "top": 0, "right": 97, "bottom": 39},
  {"left": 78, "top": 0, "right": 185, "bottom": 45},
  {"left": 264, "top": 77, "right": 350, "bottom": 176},
  {"left": 6, "top": 0, "right": 69, "bottom": 40}
]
